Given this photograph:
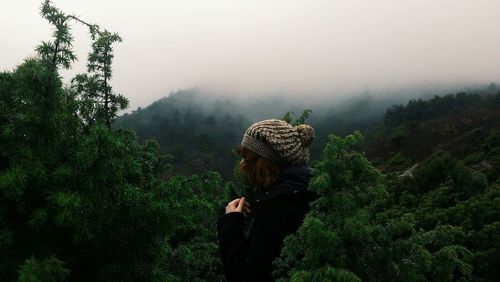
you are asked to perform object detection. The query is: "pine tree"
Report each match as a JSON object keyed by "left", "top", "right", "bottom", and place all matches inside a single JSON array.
[
  {"left": 274, "top": 132, "right": 478, "bottom": 281},
  {"left": 70, "top": 17, "right": 128, "bottom": 129},
  {"left": 1, "top": 1, "right": 226, "bottom": 281}
]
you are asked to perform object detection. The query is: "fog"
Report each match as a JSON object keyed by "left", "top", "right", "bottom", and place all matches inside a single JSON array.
[{"left": 1, "top": 0, "right": 499, "bottom": 110}]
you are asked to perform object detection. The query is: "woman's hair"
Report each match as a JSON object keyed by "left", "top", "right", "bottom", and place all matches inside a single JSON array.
[{"left": 236, "top": 146, "right": 282, "bottom": 192}]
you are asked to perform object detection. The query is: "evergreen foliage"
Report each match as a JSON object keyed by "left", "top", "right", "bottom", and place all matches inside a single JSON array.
[
  {"left": 274, "top": 132, "right": 499, "bottom": 281},
  {"left": 0, "top": 1, "right": 226, "bottom": 281},
  {"left": 70, "top": 18, "right": 127, "bottom": 129},
  {"left": 282, "top": 109, "right": 312, "bottom": 126}
]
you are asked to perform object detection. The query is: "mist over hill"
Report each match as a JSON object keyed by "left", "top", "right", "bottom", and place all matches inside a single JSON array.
[
  {"left": 114, "top": 84, "right": 499, "bottom": 178},
  {"left": 114, "top": 87, "right": 402, "bottom": 178}
]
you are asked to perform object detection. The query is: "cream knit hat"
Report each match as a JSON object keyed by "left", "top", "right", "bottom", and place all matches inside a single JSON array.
[{"left": 241, "top": 119, "right": 315, "bottom": 166}]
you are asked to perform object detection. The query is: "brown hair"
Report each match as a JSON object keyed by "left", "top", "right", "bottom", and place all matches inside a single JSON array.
[{"left": 236, "top": 146, "right": 282, "bottom": 192}]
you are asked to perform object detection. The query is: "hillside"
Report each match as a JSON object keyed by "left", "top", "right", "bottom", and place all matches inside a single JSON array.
[
  {"left": 114, "top": 88, "right": 500, "bottom": 178},
  {"left": 114, "top": 90, "right": 249, "bottom": 179},
  {"left": 114, "top": 90, "right": 415, "bottom": 178},
  {"left": 367, "top": 91, "right": 500, "bottom": 173}
]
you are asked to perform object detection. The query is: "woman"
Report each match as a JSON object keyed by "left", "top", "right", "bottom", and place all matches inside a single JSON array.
[{"left": 216, "top": 119, "right": 317, "bottom": 282}]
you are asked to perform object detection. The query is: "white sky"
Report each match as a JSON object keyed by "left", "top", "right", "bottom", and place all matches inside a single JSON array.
[{"left": 1, "top": 0, "right": 500, "bottom": 110}]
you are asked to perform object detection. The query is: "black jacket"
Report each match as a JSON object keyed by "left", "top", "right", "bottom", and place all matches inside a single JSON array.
[{"left": 216, "top": 166, "right": 317, "bottom": 282}]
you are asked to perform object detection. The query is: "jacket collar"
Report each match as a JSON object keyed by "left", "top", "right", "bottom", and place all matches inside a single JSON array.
[{"left": 255, "top": 166, "right": 316, "bottom": 203}]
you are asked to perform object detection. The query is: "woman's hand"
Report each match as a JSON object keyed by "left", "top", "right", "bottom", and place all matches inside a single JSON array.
[{"left": 225, "top": 197, "right": 251, "bottom": 217}]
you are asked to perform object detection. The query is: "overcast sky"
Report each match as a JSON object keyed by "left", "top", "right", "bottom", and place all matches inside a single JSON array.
[{"left": 1, "top": 0, "right": 499, "bottom": 110}]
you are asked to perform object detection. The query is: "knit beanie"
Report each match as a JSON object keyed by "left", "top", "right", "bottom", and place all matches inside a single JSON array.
[{"left": 241, "top": 119, "right": 315, "bottom": 166}]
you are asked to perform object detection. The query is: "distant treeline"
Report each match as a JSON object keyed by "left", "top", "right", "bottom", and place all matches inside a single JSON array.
[
  {"left": 115, "top": 90, "right": 413, "bottom": 177},
  {"left": 385, "top": 88, "right": 500, "bottom": 127},
  {"left": 368, "top": 89, "right": 500, "bottom": 169},
  {"left": 114, "top": 90, "right": 249, "bottom": 179},
  {"left": 115, "top": 87, "right": 499, "bottom": 178}
]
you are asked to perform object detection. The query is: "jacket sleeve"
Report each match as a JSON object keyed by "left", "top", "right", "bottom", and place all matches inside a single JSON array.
[
  {"left": 217, "top": 212, "right": 249, "bottom": 281},
  {"left": 217, "top": 200, "right": 300, "bottom": 282}
]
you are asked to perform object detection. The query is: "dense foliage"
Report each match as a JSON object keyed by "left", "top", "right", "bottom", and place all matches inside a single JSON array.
[
  {"left": 0, "top": 2, "right": 227, "bottom": 281},
  {"left": 274, "top": 131, "right": 499, "bottom": 281}
]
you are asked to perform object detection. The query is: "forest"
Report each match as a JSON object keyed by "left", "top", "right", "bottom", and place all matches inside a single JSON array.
[{"left": 1, "top": 1, "right": 499, "bottom": 281}]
